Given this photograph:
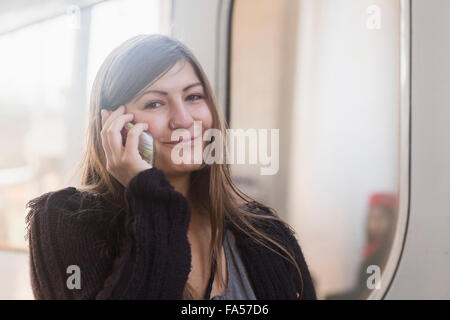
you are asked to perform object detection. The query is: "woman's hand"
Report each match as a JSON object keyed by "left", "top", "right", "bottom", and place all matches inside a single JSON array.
[{"left": 100, "top": 105, "right": 152, "bottom": 187}]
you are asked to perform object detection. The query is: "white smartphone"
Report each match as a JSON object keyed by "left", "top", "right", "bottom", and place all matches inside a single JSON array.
[{"left": 121, "top": 122, "right": 155, "bottom": 166}]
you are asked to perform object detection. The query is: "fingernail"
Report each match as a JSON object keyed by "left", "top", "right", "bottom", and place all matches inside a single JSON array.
[{"left": 101, "top": 109, "right": 105, "bottom": 117}]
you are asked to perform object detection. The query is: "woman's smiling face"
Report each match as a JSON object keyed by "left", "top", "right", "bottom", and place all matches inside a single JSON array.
[{"left": 124, "top": 59, "right": 213, "bottom": 176}]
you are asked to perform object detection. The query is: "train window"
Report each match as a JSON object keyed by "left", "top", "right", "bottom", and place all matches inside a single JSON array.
[
  {"left": 229, "top": 0, "right": 410, "bottom": 299},
  {"left": 0, "top": 0, "right": 169, "bottom": 251}
]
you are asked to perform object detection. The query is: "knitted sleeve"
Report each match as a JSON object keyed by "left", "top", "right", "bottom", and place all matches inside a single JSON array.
[{"left": 25, "top": 168, "right": 192, "bottom": 299}]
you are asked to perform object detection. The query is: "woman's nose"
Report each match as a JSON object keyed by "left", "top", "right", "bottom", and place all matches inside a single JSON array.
[{"left": 169, "top": 100, "right": 194, "bottom": 129}]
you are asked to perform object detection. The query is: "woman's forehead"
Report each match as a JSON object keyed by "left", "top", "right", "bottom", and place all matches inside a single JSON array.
[
  {"left": 129, "top": 61, "right": 203, "bottom": 105},
  {"left": 146, "top": 60, "right": 201, "bottom": 91}
]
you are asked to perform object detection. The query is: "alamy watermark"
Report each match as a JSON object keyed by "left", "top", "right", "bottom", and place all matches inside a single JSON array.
[
  {"left": 66, "top": 265, "right": 81, "bottom": 290},
  {"left": 169, "top": 121, "right": 279, "bottom": 175},
  {"left": 366, "top": 264, "right": 381, "bottom": 290},
  {"left": 366, "top": 5, "right": 381, "bottom": 30},
  {"left": 66, "top": 5, "right": 81, "bottom": 30}
]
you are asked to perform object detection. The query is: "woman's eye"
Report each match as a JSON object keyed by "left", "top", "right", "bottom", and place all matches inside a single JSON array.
[
  {"left": 144, "top": 101, "right": 163, "bottom": 109},
  {"left": 187, "top": 94, "right": 203, "bottom": 101}
]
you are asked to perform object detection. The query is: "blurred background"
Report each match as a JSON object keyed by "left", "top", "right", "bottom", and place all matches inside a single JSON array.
[
  {"left": 0, "top": 0, "right": 170, "bottom": 299},
  {"left": 2, "top": 0, "right": 449, "bottom": 300}
]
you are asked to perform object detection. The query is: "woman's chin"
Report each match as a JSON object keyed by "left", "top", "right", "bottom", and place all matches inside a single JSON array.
[
  {"left": 172, "top": 162, "right": 205, "bottom": 173},
  {"left": 157, "top": 161, "right": 205, "bottom": 177},
  {"left": 155, "top": 146, "right": 208, "bottom": 174}
]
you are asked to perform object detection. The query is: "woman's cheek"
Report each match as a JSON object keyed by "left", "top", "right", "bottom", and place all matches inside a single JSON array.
[{"left": 200, "top": 104, "right": 214, "bottom": 129}]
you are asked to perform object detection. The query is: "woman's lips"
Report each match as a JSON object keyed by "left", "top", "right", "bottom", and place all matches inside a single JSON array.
[{"left": 163, "top": 135, "right": 201, "bottom": 146}]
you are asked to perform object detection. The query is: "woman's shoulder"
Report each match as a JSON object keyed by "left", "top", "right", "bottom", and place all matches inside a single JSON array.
[
  {"left": 239, "top": 201, "right": 291, "bottom": 229},
  {"left": 236, "top": 201, "right": 299, "bottom": 245},
  {"left": 237, "top": 200, "right": 317, "bottom": 299},
  {"left": 26, "top": 186, "right": 110, "bottom": 217},
  {"left": 25, "top": 186, "right": 118, "bottom": 237}
]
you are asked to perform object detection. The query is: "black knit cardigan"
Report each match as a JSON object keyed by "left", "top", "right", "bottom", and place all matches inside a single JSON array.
[{"left": 25, "top": 168, "right": 316, "bottom": 300}]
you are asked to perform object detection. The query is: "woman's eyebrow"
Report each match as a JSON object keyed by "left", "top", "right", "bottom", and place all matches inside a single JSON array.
[{"left": 134, "top": 82, "right": 202, "bottom": 102}]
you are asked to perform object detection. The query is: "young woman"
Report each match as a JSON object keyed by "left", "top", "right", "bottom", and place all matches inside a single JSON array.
[{"left": 25, "top": 34, "right": 316, "bottom": 300}]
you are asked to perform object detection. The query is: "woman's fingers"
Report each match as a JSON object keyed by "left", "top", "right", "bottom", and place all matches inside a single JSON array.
[
  {"left": 100, "top": 109, "right": 111, "bottom": 128},
  {"left": 99, "top": 106, "right": 152, "bottom": 187},
  {"left": 100, "top": 109, "right": 112, "bottom": 163},
  {"left": 100, "top": 106, "right": 133, "bottom": 167},
  {"left": 102, "top": 105, "right": 125, "bottom": 132},
  {"left": 107, "top": 113, "right": 134, "bottom": 155},
  {"left": 124, "top": 122, "right": 149, "bottom": 159}
]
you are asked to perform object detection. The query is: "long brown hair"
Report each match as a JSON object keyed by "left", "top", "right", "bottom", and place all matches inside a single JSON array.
[{"left": 75, "top": 34, "right": 304, "bottom": 299}]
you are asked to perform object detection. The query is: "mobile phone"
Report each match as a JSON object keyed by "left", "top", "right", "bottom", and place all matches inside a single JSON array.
[{"left": 121, "top": 122, "right": 155, "bottom": 166}]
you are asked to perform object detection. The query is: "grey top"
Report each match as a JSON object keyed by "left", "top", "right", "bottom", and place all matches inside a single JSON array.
[{"left": 211, "top": 229, "right": 257, "bottom": 300}]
